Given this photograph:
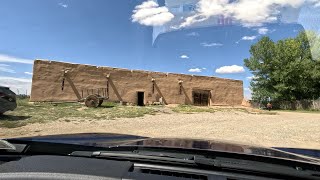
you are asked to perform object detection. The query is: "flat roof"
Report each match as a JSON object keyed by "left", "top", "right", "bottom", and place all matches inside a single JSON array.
[{"left": 34, "top": 59, "right": 243, "bottom": 83}]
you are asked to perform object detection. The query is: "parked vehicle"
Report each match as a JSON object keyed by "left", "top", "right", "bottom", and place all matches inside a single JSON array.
[{"left": 0, "top": 86, "right": 17, "bottom": 114}]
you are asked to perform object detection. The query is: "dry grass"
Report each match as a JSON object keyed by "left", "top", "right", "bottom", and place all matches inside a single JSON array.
[
  {"left": 1, "top": 99, "right": 276, "bottom": 129},
  {"left": 0, "top": 99, "right": 157, "bottom": 128},
  {"left": 171, "top": 105, "right": 216, "bottom": 113},
  {"left": 171, "top": 104, "right": 277, "bottom": 115}
]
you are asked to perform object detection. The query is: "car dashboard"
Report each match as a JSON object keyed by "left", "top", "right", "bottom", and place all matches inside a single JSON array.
[{"left": 0, "top": 155, "right": 313, "bottom": 180}]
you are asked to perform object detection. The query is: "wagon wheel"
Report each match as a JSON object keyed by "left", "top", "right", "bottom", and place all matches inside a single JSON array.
[
  {"left": 96, "top": 94, "right": 104, "bottom": 107},
  {"left": 85, "top": 95, "right": 99, "bottom": 108}
]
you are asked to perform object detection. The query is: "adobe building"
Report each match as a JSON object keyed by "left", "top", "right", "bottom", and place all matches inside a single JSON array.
[{"left": 30, "top": 60, "right": 244, "bottom": 106}]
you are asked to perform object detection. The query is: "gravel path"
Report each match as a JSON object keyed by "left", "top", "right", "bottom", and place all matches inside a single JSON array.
[{"left": 1, "top": 111, "right": 320, "bottom": 149}]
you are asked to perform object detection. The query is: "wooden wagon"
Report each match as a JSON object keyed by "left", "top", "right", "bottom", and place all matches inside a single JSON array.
[{"left": 61, "top": 70, "right": 109, "bottom": 108}]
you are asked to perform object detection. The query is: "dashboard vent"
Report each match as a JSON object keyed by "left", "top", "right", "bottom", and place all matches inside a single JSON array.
[{"left": 140, "top": 168, "right": 208, "bottom": 180}]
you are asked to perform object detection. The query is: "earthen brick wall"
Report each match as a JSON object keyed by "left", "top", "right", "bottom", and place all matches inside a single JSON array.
[{"left": 30, "top": 60, "right": 243, "bottom": 105}]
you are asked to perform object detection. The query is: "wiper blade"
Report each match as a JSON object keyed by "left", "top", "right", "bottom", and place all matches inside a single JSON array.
[{"left": 70, "top": 151, "right": 196, "bottom": 165}]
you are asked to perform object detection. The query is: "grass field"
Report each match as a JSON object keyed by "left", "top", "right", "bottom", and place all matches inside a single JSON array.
[
  {"left": 171, "top": 105, "right": 216, "bottom": 113},
  {"left": 0, "top": 99, "right": 158, "bottom": 128},
  {"left": 0, "top": 99, "right": 276, "bottom": 128},
  {"left": 2, "top": 100, "right": 319, "bottom": 149}
]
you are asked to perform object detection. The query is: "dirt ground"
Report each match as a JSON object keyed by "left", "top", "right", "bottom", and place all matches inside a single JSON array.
[{"left": 1, "top": 110, "right": 320, "bottom": 149}]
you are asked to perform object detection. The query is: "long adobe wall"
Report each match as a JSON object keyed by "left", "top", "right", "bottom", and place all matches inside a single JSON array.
[{"left": 30, "top": 60, "right": 243, "bottom": 105}]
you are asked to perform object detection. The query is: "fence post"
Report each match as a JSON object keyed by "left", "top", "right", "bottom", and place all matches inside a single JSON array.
[{"left": 313, "top": 98, "right": 315, "bottom": 110}]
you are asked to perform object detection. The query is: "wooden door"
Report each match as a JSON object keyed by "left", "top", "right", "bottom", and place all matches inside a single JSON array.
[{"left": 193, "top": 90, "right": 209, "bottom": 106}]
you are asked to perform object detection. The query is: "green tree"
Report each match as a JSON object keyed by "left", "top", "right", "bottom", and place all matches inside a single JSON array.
[{"left": 244, "top": 31, "right": 320, "bottom": 102}]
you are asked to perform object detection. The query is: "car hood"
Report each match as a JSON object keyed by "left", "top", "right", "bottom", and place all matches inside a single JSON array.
[{"left": 9, "top": 133, "right": 320, "bottom": 163}]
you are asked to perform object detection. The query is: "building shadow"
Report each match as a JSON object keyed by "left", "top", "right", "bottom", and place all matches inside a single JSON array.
[
  {"left": 0, "top": 115, "right": 32, "bottom": 121},
  {"left": 153, "top": 82, "right": 167, "bottom": 105}
]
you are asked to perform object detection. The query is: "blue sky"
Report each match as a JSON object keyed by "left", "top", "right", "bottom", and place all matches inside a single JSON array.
[{"left": 0, "top": 0, "right": 319, "bottom": 98}]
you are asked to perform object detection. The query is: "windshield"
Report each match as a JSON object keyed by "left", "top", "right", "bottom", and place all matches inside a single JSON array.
[{"left": 0, "top": 0, "right": 320, "bottom": 153}]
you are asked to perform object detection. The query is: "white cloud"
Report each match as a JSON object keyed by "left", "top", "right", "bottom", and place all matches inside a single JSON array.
[
  {"left": 0, "top": 76, "right": 32, "bottom": 95},
  {"left": 186, "top": 32, "right": 200, "bottom": 36},
  {"left": 201, "top": 42, "right": 223, "bottom": 47},
  {"left": 270, "top": 29, "right": 276, "bottom": 33},
  {"left": 58, "top": 2, "right": 68, "bottom": 8},
  {"left": 0, "top": 54, "right": 33, "bottom": 64},
  {"left": 246, "top": 76, "right": 253, "bottom": 80},
  {"left": 170, "top": 26, "right": 180, "bottom": 30},
  {"left": 188, "top": 68, "right": 202, "bottom": 73},
  {"left": 236, "top": 36, "right": 257, "bottom": 44},
  {"left": 244, "top": 88, "right": 252, "bottom": 92},
  {"left": 0, "top": 76, "right": 31, "bottom": 83},
  {"left": 24, "top": 72, "right": 33, "bottom": 75},
  {"left": 244, "top": 87, "right": 252, "bottom": 99},
  {"left": 180, "top": 54, "right": 189, "bottom": 59},
  {"left": 309, "top": 0, "right": 320, "bottom": 7},
  {"left": 0, "top": 64, "right": 15, "bottom": 73},
  {"left": 246, "top": 75, "right": 257, "bottom": 80},
  {"left": 179, "top": 0, "right": 309, "bottom": 28},
  {"left": 242, "top": 36, "right": 257, "bottom": 40},
  {"left": 179, "top": 14, "right": 207, "bottom": 28},
  {"left": 202, "top": 67, "right": 207, "bottom": 70},
  {"left": 258, "top": 27, "right": 269, "bottom": 35},
  {"left": 132, "top": 0, "right": 174, "bottom": 26},
  {"left": 215, "top": 65, "right": 245, "bottom": 74}
]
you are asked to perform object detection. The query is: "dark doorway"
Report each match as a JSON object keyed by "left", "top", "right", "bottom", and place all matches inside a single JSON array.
[
  {"left": 193, "top": 90, "right": 210, "bottom": 106},
  {"left": 137, "top": 92, "right": 144, "bottom": 106}
]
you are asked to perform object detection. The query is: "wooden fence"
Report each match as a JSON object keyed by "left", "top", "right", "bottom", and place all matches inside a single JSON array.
[{"left": 251, "top": 99, "right": 320, "bottom": 110}]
